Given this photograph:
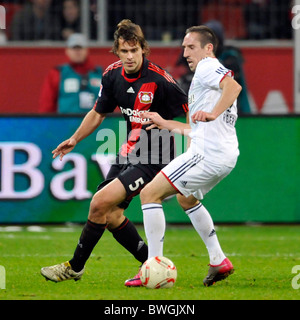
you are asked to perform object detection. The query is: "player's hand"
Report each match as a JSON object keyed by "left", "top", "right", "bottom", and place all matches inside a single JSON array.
[
  {"left": 52, "top": 137, "right": 77, "bottom": 160},
  {"left": 191, "top": 111, "right": 217, "bottom": 123},
  {"left": 140, "top": 112, "right": 166, "bottom": 130}
]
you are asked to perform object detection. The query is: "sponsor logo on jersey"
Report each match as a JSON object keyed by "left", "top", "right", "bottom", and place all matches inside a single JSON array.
[
  {"left": 188, "top": 94, "right": 195, "bottom": 105},
  {"left": 119, "top": 106, "right": 150, "bottom": 123}
]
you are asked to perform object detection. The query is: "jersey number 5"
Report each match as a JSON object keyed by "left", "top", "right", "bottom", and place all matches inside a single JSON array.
[{"left": 129, "top": 177, "right": 145, "bottom": 192}]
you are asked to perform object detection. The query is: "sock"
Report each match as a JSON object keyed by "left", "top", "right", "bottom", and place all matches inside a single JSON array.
[
  {"left": 110, "top": 217, "right": 148, "bottom": 264},
  {"left": 142, "top": 203, "right": 166, "bottom": 259},
  {"left": 185, "top": 203, "right": 226, "bottom": 266},
  {"left": 69, "top": 220, "right": 107, "bottom": 272}
]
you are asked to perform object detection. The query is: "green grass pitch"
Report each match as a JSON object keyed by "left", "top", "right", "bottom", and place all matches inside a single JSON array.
[{"left": 0, "top": 224, "right": 300, "bottom": 300}]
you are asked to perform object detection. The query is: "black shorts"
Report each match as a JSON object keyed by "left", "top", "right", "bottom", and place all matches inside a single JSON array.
[{"left": 96, "top": 161, "right": 163, "bottom": 209}]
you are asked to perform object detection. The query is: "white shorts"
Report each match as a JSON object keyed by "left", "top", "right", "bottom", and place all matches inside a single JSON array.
[{"left": 161, "top": 150, "right": 236, "bottom": 200}]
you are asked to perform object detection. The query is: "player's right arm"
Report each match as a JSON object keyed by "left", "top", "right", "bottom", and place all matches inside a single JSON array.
[
  {"left": 191, "top": 76, "right": 241, "bottom": 123},
  {"left": 52, "top": 109, "right": 106, "bottom": 160},
  {"left": 53, "top": 66, "right": 116, "bottom": 161}
]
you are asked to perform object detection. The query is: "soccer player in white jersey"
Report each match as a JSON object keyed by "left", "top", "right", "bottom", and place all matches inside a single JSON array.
[{"left": 139, "top": 25, "right": 242, "bottom": 286}]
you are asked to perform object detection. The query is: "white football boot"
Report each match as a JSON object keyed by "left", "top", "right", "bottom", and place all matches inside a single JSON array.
[{"left": 41, "top": 261, "right": 84, "bottom": 282}]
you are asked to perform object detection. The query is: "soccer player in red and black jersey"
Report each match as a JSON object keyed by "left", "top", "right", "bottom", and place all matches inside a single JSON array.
[{"left": 41, "top": 19, "right": 188, "bottom": 286}]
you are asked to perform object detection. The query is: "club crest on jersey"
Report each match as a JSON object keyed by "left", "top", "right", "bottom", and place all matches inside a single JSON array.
[{"left": 138, "top": 91, "right": 153, "bottom": 104}]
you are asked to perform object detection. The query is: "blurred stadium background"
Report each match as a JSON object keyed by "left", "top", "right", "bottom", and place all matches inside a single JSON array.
[{"left": 0, "top": 0, "right": 299, "bottom": 224}]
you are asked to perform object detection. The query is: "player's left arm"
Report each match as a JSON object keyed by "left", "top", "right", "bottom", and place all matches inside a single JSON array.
[
  {"left": 191, "top": 76, "right": 241, "bottom": 123},
  {"left": 141, "top": 111, "right": 191, "bottom": 135}
]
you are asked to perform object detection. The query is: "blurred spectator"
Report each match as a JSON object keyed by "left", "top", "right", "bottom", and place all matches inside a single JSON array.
[
  {"left": 175, "top": 54, "right": 193, "bottom": 96},
  {"left": 244, "top": 0, "right": 270, "bottom": 39},
  {"left": 244, "top": 0, "right": 292, "bottom": 40},
  {"left": 269, "top": 0, "right": 292, "bottom": 39},
  {"left": 106, "top": 0, "right": 199, "bottom": 41},
  {"left": 10, "top": 0, "right": 61, "bottom": 40},
  {"left": 39, "top": 33, "right": 103, "bottom": 113},
  {"left": 60, "top": 0, "right": 81, "bottom": 40},
  {"left": 0, "top": 30, "right": 7, "bottom": 45},
  {"left": 89, "top": 0, "right": 98, "bottom": 40}
]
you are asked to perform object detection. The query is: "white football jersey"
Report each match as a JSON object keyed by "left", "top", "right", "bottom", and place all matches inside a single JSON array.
[{"left": 188, "top": 57, "right": 239, "bottom": 167}]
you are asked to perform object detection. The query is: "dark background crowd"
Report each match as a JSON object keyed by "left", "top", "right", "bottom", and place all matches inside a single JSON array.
[{"left": 0, "top": 0, "right": 294, "bottom": 42}]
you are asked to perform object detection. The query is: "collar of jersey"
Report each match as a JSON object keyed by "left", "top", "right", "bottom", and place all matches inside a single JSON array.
[{"left": 122, "top": 67, "right": 142, "bottom": 82}]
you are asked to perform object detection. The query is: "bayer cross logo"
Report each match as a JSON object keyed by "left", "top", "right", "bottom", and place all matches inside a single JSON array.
[{"left": 0, "top": 5, "right": 5, "bottom": 30}]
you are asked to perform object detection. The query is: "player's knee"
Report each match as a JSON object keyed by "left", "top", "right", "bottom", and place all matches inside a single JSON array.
[
  {"left": 140, "top": 184, "right": 156, "bottom": 205},
  {"left": 89, "top": 194, "right": 111, "bottom": 218},
  {"left": 177, "top": 194, "right": 199, "bottom": 211},
  {"left": 139, "top": 186, "right": 148, "bottom": 204}
]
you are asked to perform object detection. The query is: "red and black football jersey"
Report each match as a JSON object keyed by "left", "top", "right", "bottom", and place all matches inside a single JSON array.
[{"left": 94, "top": 58, "right": 188, "bottom": 165}]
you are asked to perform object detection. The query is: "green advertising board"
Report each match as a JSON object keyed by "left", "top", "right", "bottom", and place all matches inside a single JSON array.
[{"left": 0, "top": 115, "right": 299, "bottom": 223}]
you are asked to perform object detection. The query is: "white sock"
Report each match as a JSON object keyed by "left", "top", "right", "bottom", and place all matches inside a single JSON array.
[
  {"left": 185, "top": 203, "right": 226, "bottom": 265},
  {"left": 142, "top": 203, "right": 166, "bottom": 259}
]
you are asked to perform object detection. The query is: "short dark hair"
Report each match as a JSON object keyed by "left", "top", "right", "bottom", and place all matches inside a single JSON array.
[
  {"left": 185, "top": 25, "right": 218, "bottom": 55},
  {"left": 112, "top": 19, "right": 150, "bottom": 57}
]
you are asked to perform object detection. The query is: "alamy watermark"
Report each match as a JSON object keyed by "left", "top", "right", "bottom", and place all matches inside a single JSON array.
[
  {"left": 292, "top": 5, "right": 300, "bottom": 30},
  {"left": 0, "top": 5, "right": 5, "bottom": 30},
  {"left": 292, "top": 265, "right": 300, "bottom": 289},
  {"left": 0, "top": 265, "right": 5, "bottom": 289},
  {"left": 94, "top": 121, "right": 192, "bottom": 165}
]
